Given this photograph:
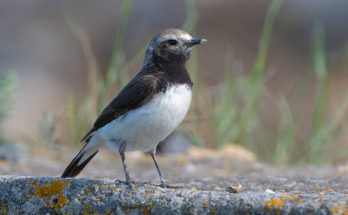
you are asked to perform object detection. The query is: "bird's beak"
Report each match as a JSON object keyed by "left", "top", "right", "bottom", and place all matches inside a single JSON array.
[{"left": 188, "top": 38, "right": 207, "bottom": 47}]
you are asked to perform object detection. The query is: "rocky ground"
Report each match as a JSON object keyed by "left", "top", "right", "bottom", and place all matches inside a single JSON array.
[{"left": 0, "top": 143, "right": 348, "bottom": 214}]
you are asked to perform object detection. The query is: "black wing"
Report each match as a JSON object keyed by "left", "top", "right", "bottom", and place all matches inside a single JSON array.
[{"left": 81, "top": 74, "right": 161, "bottom": 141}]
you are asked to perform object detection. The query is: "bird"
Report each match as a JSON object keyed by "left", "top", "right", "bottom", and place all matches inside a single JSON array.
[{"left": 61, "top": 28, "right": 206, "bottom": 187}]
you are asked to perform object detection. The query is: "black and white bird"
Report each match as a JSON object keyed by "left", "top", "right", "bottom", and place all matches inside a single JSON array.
[{"left": 61, "top": 28, "right": 206, "bottom": 187}]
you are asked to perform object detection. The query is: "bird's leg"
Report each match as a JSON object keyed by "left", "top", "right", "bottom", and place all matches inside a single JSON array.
[
  {"left": 119, "top": 142, "right": 133, "bottom": 188},
  {"left": 149, "top": 148, "right": 183, "bottom": 189},
  {"left": 149, "top": 149, "right": 164, "bottom": 185},
  {"left": 149, "top": 148, "right": 170, "bottom": 188}
]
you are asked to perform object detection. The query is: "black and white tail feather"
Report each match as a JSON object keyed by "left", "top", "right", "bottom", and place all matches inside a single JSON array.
[{"left": 61, "top": 137, "right": 99, "bottom": 178}]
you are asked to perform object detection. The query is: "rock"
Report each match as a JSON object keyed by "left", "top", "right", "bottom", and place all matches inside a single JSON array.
[{"left": 1, "top": 176, "right": 347, "bottom": 214}]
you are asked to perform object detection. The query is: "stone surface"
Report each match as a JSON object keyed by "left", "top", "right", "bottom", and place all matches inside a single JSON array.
[
  {"left": 0, "top": 176, "right": 348, "bottom": 215},
  {"left": 1, "top": 145, "right": 348, "bottom": 214}
]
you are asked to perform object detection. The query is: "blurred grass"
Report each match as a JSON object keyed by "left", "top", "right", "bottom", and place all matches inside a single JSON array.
[
  {"left": 64, "top": 0, "right": 136, "bottom": 145},
  {"left": 0, "top": 72, "right": 16, "bottom": 144},
  {"left": 192, "top": 0, "right": 348, "bottom": 164},
  {"left": 272, "top": 21, "right": 348, "bottom": 164},
  {"left": 208, "top": 0, "right": 283, "bottom": 148},
  {"left": 52, "top": 0, "right": 348, "bottom": 164},
  {"left": 295, "top": 22, "right": 348, "bottom": 164}
]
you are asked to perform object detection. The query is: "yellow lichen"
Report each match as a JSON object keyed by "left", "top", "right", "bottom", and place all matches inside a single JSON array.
[
  {"left": 264, "top": 197, "right": 286, "bottom": 212},
  {"left": 34, "top": 180, "right": 70, "bottom": 208},
  {"left": 183, "top": 207, "right": 191, "bottom": 214},
  {"left": 343, "top": 209, "right": 348, "bottom": 215},
  {"left": 143, "top": 205, "right": 151, "bottom": 215},
  {"left": 83, "top": 204, "right": 94, "bottom": 215},
  {"left": 288, "top": 195, "right": 297, "bottom": 201},
  {"left": 0, "top": 205, "right": 8, "bottom": 214},
  {"left": 188, "top": 188, "right": 197, "bottom": 195},
  {"left": 324, "top": 188, "right": 335, "bottom": 193},
  {"left": 120, "top": 205, "right": 153, "bottom": 215},
  {"left": 319, "top": 193, "right": 327, "bottom": 199},
  {"left": 330, "top": 206, "right": 348, "bottom": 215},
  {"left": 209, "top": 208, "right": 218, "bottom": 215},
  {"left": 264, "top": 194, "right": 302, "bottom": 212},
  {"left": 31, "top": 179, "right": 38, "bottom": 186}
]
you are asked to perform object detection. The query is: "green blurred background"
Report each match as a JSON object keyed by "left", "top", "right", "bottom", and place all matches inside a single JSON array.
[{"left": 1, "top": 0, "right": 348, "bottom": 165}]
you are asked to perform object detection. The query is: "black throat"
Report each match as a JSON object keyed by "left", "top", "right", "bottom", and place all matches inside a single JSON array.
[{"left": 144, "top": 58, "right": 193, "bottom": 89}]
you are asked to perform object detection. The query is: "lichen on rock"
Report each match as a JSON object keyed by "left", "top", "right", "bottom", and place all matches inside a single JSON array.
[
  {"left": 0, "top": 176, "right": 347, "bottom": 214},
  {"left": 33, "top": 179, "right": 70, "bottom": 208}
]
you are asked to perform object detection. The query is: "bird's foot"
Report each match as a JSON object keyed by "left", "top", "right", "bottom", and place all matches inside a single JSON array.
[
  {"left": 125, "top": 179, "right": 134, "bottom": 189},
  {"left": 159, "top": 180, "right": 182, "bottom": 189}
]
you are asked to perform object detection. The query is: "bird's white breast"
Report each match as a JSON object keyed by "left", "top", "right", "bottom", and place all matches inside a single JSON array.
[{"left": 97, "top": 84, "right": 192, "bottom": 152}]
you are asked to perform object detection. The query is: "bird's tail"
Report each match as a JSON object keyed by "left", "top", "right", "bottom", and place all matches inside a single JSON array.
[{"left": 61, "top": 137, "right": 100, "bottom": 178}]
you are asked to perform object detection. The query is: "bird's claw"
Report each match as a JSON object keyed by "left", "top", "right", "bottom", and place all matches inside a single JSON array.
[
  {"left": 160, "top": 181, "right": 181, "bottom": 189},
  {"left": 125, "top": 180, "right": 134, "bottom": 189}
]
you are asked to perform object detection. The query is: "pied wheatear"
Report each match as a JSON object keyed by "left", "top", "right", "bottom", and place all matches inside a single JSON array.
[{"left": 61, "top": 28, "right": 206, "bottom": 187}]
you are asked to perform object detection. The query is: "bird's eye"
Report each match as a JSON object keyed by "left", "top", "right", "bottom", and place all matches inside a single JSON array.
[{"left": 167, "top": 39, "right": 178, "bottom": 46}]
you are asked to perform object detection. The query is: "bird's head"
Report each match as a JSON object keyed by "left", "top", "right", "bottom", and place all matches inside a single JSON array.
[{"left": 144, "top": 28, "right": 206, "bottom": 64}]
